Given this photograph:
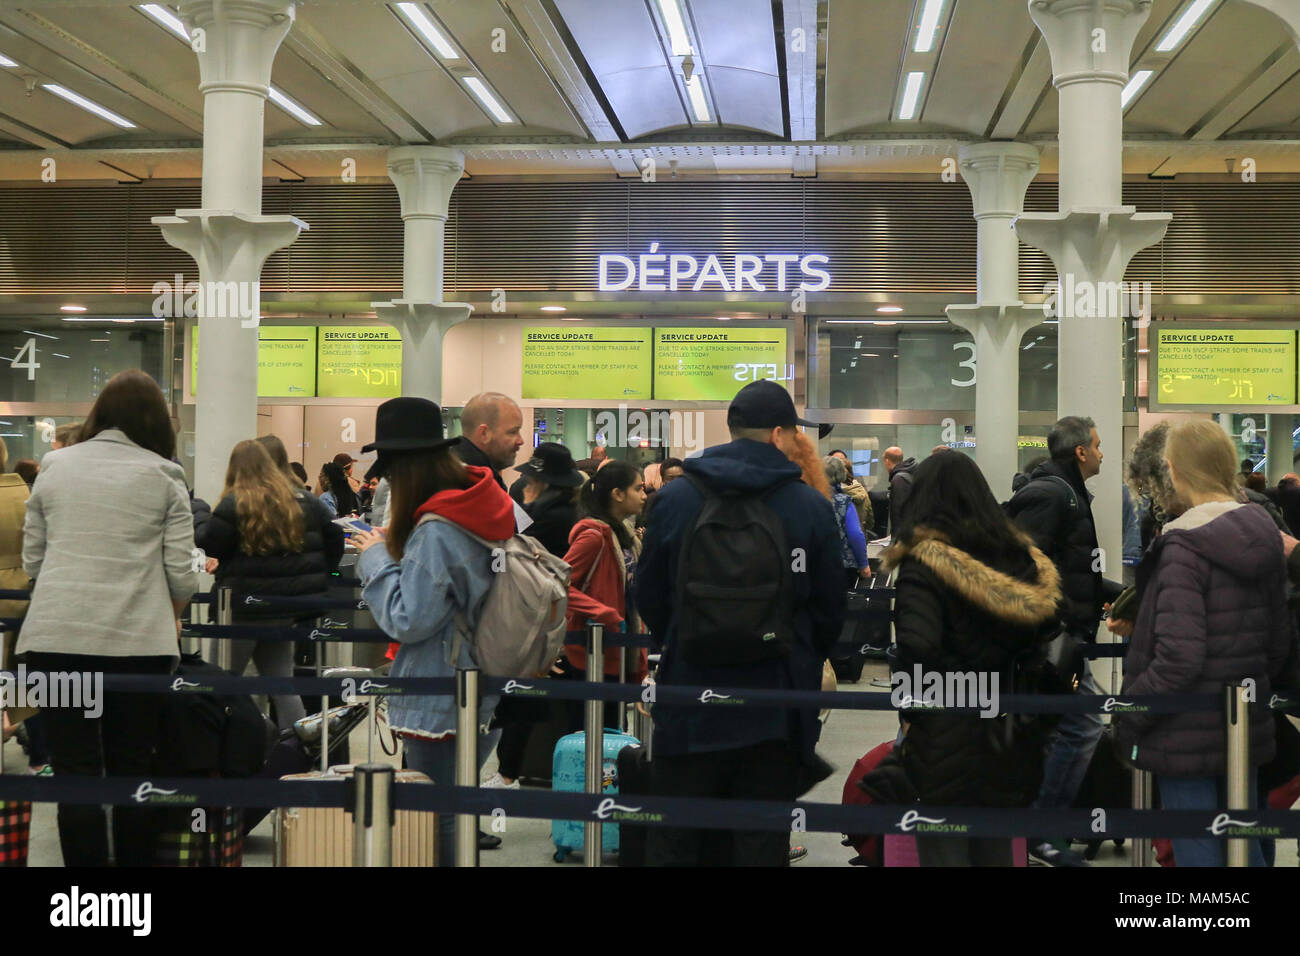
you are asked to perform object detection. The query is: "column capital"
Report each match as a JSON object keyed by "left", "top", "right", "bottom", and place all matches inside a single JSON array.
[
  {"left": 387, "top": 146, "right": 467, "bottom": 221},
  {"left": 1028, "top": 0, "right": 1153, "bottom": 87},
  {"left": 371, "top": 300, "right": 473, "bottom": 330},
  {"left": 1014, "top": 206, "right": 1170, "bottom": 278},
  {"left": 178, "top": 1, "right": 296, "bottom": 96},
  {"left": 946, "top": 302, "right": 1046, "bottom": 335},
  {"left": 958, "top": 142, "right": 1040, "bottom": 219}
]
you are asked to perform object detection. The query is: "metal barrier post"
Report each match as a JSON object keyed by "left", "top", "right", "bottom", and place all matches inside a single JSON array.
[
  {"left": 349, "top": 764, "right": 395, "bottom": 867},
  {"left": 584, "top": 622, "right": 604, "bottom": 867},
  {"left": 617, "top": 640, "right": 627, "bottom": 733},
  {"left": 1129, "top": 768, "right": 1152, "bottom": 867},
  {"left": 455, "top": 666, "right": 480, "bottom": 867},
  {"left": 214, "top": 586, "right": 233, "bottom": 672},
  {"left": 317, "top": 629, "right": 329, "bottom": 772},
  {"left": 1225, "top": 682, "right": 1251, "bottom": 868}
]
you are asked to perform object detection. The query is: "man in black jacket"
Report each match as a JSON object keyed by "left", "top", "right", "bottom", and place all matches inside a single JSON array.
[
  {"left": 882, "top": 446, "right": 917, "bottom": 535},
  {"left": 1007, "top": 414, "right": 1123, "bottom": 866},
  {"left": 455, "top": 392, "right": 524, "bottom": 491},
  {"left": 637, "top": 381, "right": 845, "bottom": 867}
]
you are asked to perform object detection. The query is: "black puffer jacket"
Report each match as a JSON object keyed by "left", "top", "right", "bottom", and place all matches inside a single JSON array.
[
  {"left": 886, "top": 529, "right": 1061, "bottom": 807},
  {"left": 198, "top": 490, "right": 345, "bottom": 620},
  {"left": 1115, "top": 502, "right": 1298, "bottom": 777},
  {"left": 524, "top": 487, "right": 577, "bottom": 559},
  {"left": 1006, "top": 459, "right": 1118, "bottom": 637}
]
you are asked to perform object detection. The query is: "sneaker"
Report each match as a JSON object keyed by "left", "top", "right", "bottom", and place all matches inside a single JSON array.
[
  {"left": 478, "top": 830, "right": 502, "bottom": 850},
  {"left": 789, "top": 844, "right": 808, "bottom": 864},
  {"left": 481, "top": 771, "right": 520, "bottom": 789},
  {"left": 1030, "top": 839, "right": 1088, "bottom": 867},
  {"left": 32, "top": 765, "right": 52, "bottom": 776}
]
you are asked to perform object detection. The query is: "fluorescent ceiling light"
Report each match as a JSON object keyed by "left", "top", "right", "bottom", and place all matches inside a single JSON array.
[
  {"left": 52, "top": 353, "right": 70, "bottom": 359},
  {"left": 462, "top": 76, "right": 514, "bottom": 123},
  {"left": 62, "top": 316, "right": 164, "bottom": 322},
  {"left": 656, "top": 0, "right": 694, "bottom": 56},
  {"left": 42, "top": 84, "right": 135, "bottom": 128},
  {"left": 22, "top": 330, "right": 58, "bottom": 339},
  {"left": 1156, "top": 0, "right": 1215, "bottom": 52},
  {"left": 914, "top": 0, "right": 945, "bottom": 53},
  {"left": 539, "top": 306, "right": 566, "bottom": 312},
  {"left": 396, "top": 3, "right": 459, "bottom": 59},
  {"left": 267, "top": 87, "right": 322, "bottom": 126},
  {"left": 0, "top": 53, "right": 17, "bottom": 68},
  {"left": 139, "top": 3, "right": 188, "bottom": 40},
  {"left": 1121, "top": 70, "right": 1153, "bottom": 108},
  {"left": 716, "top": 317, "right": 731, "bottom": 321},
  {"left": 685, "top": 75, "right": 710, "bottom": 123},
  {"left": 876, "top": 305, "right": 903, "bottom": 313},
  {"left": 897, "top": 71, "right": 925, "bottom": 120},
  {"left": 560, "top": 316, "right": 582, "bottom": 321},
  {"left": 60, "top": 304, "right": 86, "bottom": 312}
]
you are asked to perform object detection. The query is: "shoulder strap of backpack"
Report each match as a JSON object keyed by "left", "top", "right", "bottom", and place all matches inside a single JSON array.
[
  {"left": 415, "top": 513, "right": 498, "bottom": 669},
  {"left": 1036, "top": 474, "right": 1080, "bottom": 512},
  {"left": 418, "top": 512, "right": 508, "bottom": 548}
]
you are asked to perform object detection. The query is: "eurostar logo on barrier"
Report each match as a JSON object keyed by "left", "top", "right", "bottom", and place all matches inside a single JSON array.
[
  {"left": 320, "top": 617, "right": 348, "bottom": 629},
  {"left": 356, "top": 600, "right": 369, "bottom": 610},
  {"left": 593, "top": 797, "right": 664, "bottom": 824},
  {"left": 1270, "top": 694, "right": 1290, "bottom": 710},
  {"left": 698, "top": 689, "right": 744, "bottom": 704},
  {"left": 1206, "top": 813, "right": 1282, "bottom": 838},
  {"left": 894, "top": 694, "right": 944, "bottom": 711},
  {"left": 358, "top": 679, "right": 398, "bottom": 696},
  {"left": 168, "top": 677, "right": 211, "bottom": 693},
  {"left": 243, "top": 596, "right": 265, "bottom": 606},
  {"left": 896, "top": 810, "right": 969, "bottom": 834},
  {"left": 308, "top": 629, "right": 331, "bottom": 641},
  {"left": 502, "top": 680, "right": 547, "bottom": 697},
  {"left": 1102, "top": 697, "right": 1148, "bottom": 713},
  {"left": 130, "top": 782, "right": 196, "bottom": 806}
]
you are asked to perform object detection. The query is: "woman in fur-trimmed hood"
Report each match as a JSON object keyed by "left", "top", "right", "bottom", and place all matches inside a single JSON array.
[{"left": 877, "top": 451, "right": 1061, "bottom": 866}]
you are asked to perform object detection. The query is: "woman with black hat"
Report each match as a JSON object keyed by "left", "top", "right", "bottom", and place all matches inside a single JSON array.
[{"left": 349, "top": 397, "right": 515, "bottom": 866}]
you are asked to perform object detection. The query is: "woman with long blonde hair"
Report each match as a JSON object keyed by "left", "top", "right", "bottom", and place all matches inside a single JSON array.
[{"left": 198, "top": 440, "right": 344, "bottom": 729}]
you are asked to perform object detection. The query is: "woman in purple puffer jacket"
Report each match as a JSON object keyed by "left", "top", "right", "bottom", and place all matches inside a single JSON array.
[{"left": 1114, "top": 420, "right": 1298, "bottom": 867}]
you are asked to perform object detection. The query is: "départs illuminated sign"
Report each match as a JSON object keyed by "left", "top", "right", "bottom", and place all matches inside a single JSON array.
[{"left": 598, "top": 243, "right": 831, "bottom": 293}]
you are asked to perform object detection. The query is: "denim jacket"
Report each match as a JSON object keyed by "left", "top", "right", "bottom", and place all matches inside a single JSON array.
[{"left": 359, "top": 520, "right": 499, "bottom": 737}]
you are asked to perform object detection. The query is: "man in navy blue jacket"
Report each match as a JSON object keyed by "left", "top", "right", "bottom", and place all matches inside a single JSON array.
[{"left": 637, "top": 381, "right": 845, "bottom": 867}]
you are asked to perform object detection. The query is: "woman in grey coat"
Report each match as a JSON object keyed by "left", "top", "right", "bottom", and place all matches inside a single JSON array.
[{"left": 19, "top": 369, "right": 196, "bottom": 866}]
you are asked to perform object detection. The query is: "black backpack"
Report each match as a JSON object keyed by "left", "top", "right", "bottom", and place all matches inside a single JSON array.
[
  {"left": 673, "top": 475, "right": 798, "bottom": 667},
  {"left": 155, "top": 653, "right": 274, "bottom": 778}
]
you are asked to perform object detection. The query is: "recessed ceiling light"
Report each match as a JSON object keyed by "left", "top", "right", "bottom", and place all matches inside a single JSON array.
[
  {"left": 914, "top": 0, "right": 945, "bottom": 53},
  {"left": 23, "top": 330, "right": 58, "bottom": 339},
  {"left": 139, "top": 3, "right": 188, "bottom": 40},
  {"left": 873, "top": 320, "right": 898, "bottom": 327},
  {"left": 1138, "top": 348, "right": 1151, "bottom": 354},
  {"left": 716, "top": 316, "right": 731, "bottom": 321},
  {"left": 685, "top": 75, "right": 711, "bottom": 123},
  {"left": 267, "top": 87, "right": 322, "bottom": 126},
  {"left": 0, "top": 53, "right": 17, "bottom": 68},
  {"left": 1156, "top": 0, "right": 1215, "bottom": 53},
  {"left": 396, "top": 3, "right": 460, "bottom": 59},
  {"left": 462, "top": 76, "right": 514, "bottom": 124},
  {"left": 1121, "top": 70, "right": 1154, "bottom": 108},
  {"left": 539, "top": 305, "right": 566, "bottom": 313},
  {"left": 897, "top": 72, "right": 925, "bottom": 120},
  {"left": 560, "top": 316, "right": 582, "bottom": 322},
  {"left": 42, "top": 84, "right": 135, "bottom": 128},
  {"left": 656, "top": 0, "right": 694, "bottom": 56},
  {"left": 60, "top": 304, "right": 87, "bottom": 313},
  {"left": 876, "top": 305, "right": 903, "bottom": 313}
]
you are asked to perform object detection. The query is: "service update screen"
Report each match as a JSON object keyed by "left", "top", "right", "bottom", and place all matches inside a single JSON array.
[
  {"left": 317, "top": 326, "right": 402, "bottom": 398},
  {"left": 654, "top": 327, "right": 789, "bottom": 401},
  {"left": 522, "top": 327, "right": 652, "bottom": 400},
  {"left": 190, "top": 326, "right": 317, "bottom": 398},
  {"left": 1155, "top": 328, "right": 1297, "bottom": 406}
]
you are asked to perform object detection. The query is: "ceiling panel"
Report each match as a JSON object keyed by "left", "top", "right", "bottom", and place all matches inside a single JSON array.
[
  {"left": 924, "top": 0, "right": 1038, "bottom": 134},
  {"left": 823, "top": 0, "right": 912, "bottom": 136},
  {"left": 1229, "top": 69, "right": 1300, "bottom": 132},
  {"left": 554, "top": 0, "right": 689, "bottom": 138},
  {"left": 691, "top": 0, "right": 783, "bottom": 135}
]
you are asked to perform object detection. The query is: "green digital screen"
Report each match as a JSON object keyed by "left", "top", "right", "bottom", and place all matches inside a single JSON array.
[
  {"left": 654, "top": 327, "right": 789, "bottom": 400},
  {"left": 190, "top": 326, "right": 317, "bottom": 398},
  {"left": 317, "top": 326, "right": 402, "bottom": 398},
  {"left": 1153, "top": 327, "right": 1297, "bottom": 408},
  {"left": 522, "top": 327, "right": 652, "bottom": 400}
]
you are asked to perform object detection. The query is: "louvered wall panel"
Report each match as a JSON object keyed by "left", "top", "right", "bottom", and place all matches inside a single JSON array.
[{"left": 0, "top": 180, "right": 1298, "bottom": 297}]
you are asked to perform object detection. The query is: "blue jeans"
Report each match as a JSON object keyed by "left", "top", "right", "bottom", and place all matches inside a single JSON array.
[
  {"left": 1158, "top": 775, "right": 1267, "bottom": 867},
  {"left": 403, "top": 729, "right": 499, "bottom": 867},
  {"left": 1033, "top": 668, "right": 1105, "bottom": 818}
]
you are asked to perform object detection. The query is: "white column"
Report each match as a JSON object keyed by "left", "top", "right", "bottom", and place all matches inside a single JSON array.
[
  {"left": 1014, "top": 0, "right": 1171, "bottom": 574},
  {"left": 152, "top": 0, "right": 307, "bottom": 501},
  {"left": 371, "top": 146, "right": 473, "bottom": 403},
  {"left": 946, "top": 142, "right": 1042, "bottom": 498}
]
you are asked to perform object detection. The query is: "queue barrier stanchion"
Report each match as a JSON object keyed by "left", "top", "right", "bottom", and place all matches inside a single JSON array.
[
  {"left": 1130, "top": 768, "right": 1153, "bottom": 867},
  {"left": 1225, "top": 682, "right": 1251, "bottom": 868},
  {"left": 215, "top": 586, "right": 233, "bottom": 672},
  {"left": 584, "top": 622, "right": 604, "bottom": 868},
  {"left": 317, "top": 623, "right": 329, "bottom": 772},
  {"left": 349, "top": 764, "right": 395, "bottom": 867},
  {"left": 455, "top": 666, "right": 480, "bottom": 867},
  {"left": 617, "top": 639, "right": 627, "bottom": 733}
]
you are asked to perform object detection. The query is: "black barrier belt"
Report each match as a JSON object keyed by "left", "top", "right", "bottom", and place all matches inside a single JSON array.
[
  {"left": 0, "top": 774, "right": 1294, "bottom": 840},
  {"left": 4, "top": 668, "right": 1255, "bottom": 714},
  {"left": 183, "top": 623, "right": 392, "bottom": 643}
]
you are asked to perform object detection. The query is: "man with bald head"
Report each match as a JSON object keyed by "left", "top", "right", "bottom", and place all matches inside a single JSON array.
[
  {"left": 456, "top": 391, "right": 524, "bottom": 490},
  {"left": 882, "top": 445, "right": 917, "bottom": 536}
]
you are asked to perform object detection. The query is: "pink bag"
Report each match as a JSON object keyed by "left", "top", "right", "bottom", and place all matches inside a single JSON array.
[{"left": 884, "top": 834, "right": 1027, "bottom": 866}]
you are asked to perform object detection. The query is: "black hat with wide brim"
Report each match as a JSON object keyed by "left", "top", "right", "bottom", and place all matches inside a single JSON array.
[
  {"left": 362, "top": 397, "right": 458, "bottom": 479},
  {"left": 516, "top": 442, "right": 586, "bottom": 488}
]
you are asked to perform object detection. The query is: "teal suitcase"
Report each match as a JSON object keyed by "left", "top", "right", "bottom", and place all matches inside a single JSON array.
[{"left": 551, "top": 728, "right": 639, "bottom": 862}]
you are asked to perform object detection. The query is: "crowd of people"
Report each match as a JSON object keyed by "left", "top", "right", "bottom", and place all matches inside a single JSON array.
[{"left": 1, "top": 368, "right": 1298, "bottom": 868}]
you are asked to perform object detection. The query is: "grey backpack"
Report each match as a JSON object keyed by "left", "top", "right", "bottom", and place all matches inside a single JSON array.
[{"left": 418, "top": 514, "right": 572, "bottom": 677}]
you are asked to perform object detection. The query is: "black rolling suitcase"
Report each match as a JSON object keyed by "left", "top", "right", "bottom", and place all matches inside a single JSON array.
[
  {"left": 830, "top": 574, "right": 892, "bottom": 682},
  {"left": 616, "top": 743, "right": 653, "bottom": 867}
]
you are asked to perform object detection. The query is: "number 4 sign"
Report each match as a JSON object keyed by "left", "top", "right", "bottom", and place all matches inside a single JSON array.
[{"left": 10, "top": 338, "right": 39, "bottom": 381}]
